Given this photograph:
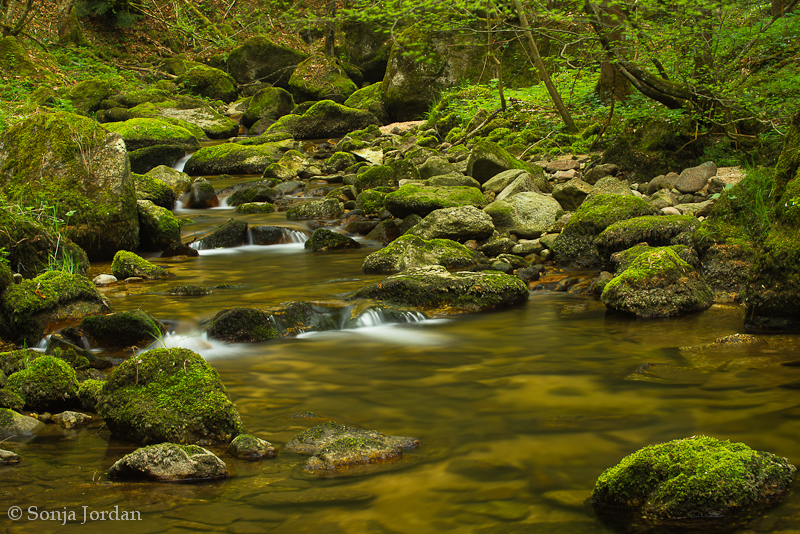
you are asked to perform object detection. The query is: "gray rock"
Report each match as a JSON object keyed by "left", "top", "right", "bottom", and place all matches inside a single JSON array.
[
  {"left": 144, "top": 165, "right": 192, "bottom": 197},
  {"left": 649, "top": 189, "right": 677, "bottom": 209},
  {"left": 552, "top": 178, "right": 593, "bottom": 211},
  {"left": 93, "top": 274, "right": 118, "bottom": 286},
  {"left": 406, "top": 205, "right": 494, "bottom": 242},
  {"left": 52, "top": 411, "right": 92, "bottom": 429},
  {"left": 418, "top": 156, "right": 459, "bottom": 179},
  {"left": 0, "top": 408, "right": 45, "bottom": 437},
  {"left": 0, "top": 449, "right": 20, "bottom": 464},
  {"left": 545, "top": 160, "right": 580, "bottom": 172},
  {"left": 286, "top": 197, "right": 344, "bottom": 220},
  {"left": 553, "top": 169, "right": 579, "bottom": 181},
  {"left": 108, "top": 443, "right": 229, "bottom": 481},
  {"left": 229, "top": 434, "right": 277, "bottom": 460},
  {"left": 304, "top": 228, "right": 362, "bottom": 251},
  {"left": 482, "top": 169, "right": 529, "bottom": 194},
  {"left": 479, "top": 236, "right": 516, "bottom": 257},
  {"left": 586, "top": 177, "right": 633, "bottom": 199},
  {"left": 647, "top": 172, "right": 680, "bottom": 195},
  {"left": 362, "top": 234, "right": 487, "bottom": 274},
  {"left": 483, "top": 191, "right": 562, "bottom": 232},
  {"left": 512, "top": 239, "right": 543, "bottom": 256},
  {"left": 427, "top": 173, "right": 480, "bottom": 188},
  {"left": 583, "top": 163, "right": 618, "bottom": 184},
  {"left": 186, "top": 180, "right": 219, "bottom": 209},
  {"left": 675, "top": 199, "right": 715, "bottom": 217},
  {"left": 674, "top": 161, "right": 717, "bottom": 194},
  {"left": 496, "top": 174, "right": 539, "bottom": 202}
]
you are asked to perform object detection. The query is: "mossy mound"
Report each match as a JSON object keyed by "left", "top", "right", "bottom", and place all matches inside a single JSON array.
[
  {"left": 166, "top": 59, "right": 238, "bottom": 103},
  {"left": 143, "top": 165, "right": 193, "bottom": 198},
  {"left": 108, "top": 442, "right": 230, "bottom": 481},
  {"left": 595, "top": 215, "right": 700, "bottom": 262},
  {"left": 128, "top": 100, "right": 236, "bottom": 139},
  {"left": 79, "top": 310, "right": 166, "bottom": 349},
  {"left": 6, "top": 356, "right": 80, "bottom": 411},
  {"left": 343, "top": 82, "right": 389, "bottom": 124},
  {"left": 349, "top": 265, "right": 529, "bottom": 313},
  {"left": 96, "top": 347, "right": 243, "bottom": 444},
  {"left": 305, "top": 229, "right": 362, "bottom": 252},
  {"left": 228, "top": 184, "right": 280, "bottom": 206},
  {"left": 407, "top": 205, "right": 495, "bottom": 242},
  {"left": 289, "top": 55, "right": 358, "bottom": 103},
  {"left": 137, "top": 200, "right": 181, "bottom": 251},
  {"left": 78, "top": 378, "right": 105, "bottom": 411},
  {"left": 362, "top": 234, "right": 488, "bottom": 274},
  {"left": 242, "top": 87, "right": 295, "bottom": 128},
  {"left": 354, "top": 189, "right": 386, "bottom": 215},
  {"left": 226, "top": 36, "right": 309, "bottom": 86},
  {"left": 0, "top": 349, "right": 38, "bottom": 376},
  {"left": 133, "top": 171, "right": 178, "bottom": 208},
  {"left": 592, "top": 436, "right": 795, "bottom": 530},
  {"left": 206, "top": 307, "right": 280, "bottom": 343},
  {"left": 111, "top": 250, "right": 172, "bottom": 279},
  {"left": 384, "top": 184, "right": 487, "bottom": 218},
  {"left": 0, "top": 111, "right": 139, "bottom": 260},
  {"left": 286, "top": 198, "right": 344, "bottom": 220},
  {"left": 266, "top": 100, "right": 380, "bottom": 140},
  {"left": 104, "top": 118, "right": 200, "bottom": 152},
  {"left": 235, "top": 202, "right": 275, "bottom": 214},
  {"left": 183, "top": 142, "right": 288, "bottom": 176},
  {"left": 601, "top": 247, "right": 713, "bottom": 318},
  {"left": 355, "top": 165, "right": 397, "bottom": 193},
  {"left": 0, "top": 388, "right": 24, "bottom": 412}
]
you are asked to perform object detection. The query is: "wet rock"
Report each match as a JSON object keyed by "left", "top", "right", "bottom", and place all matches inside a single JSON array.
[
  {"left": 133, "top": 169, "right": 178, "bottom": 207},
  {"left": 349, "top": 265, "right": 529, "bottom": 313},
  {"left": 97, "top": 348, "right": 243, "bottom": 444},
  {"left": 0, "top": 449, "right": 20, "bottom": 464},
  {"left": 109, "top": 443, "right": 229, "bottom": 481},
  {"left": 137, "top": 200, "right": 181, "bottom": 251},
  {"left": 195, "top": 219, "right": 249, "bottom": 249},
  {"left": 516, "top": 264, "right": 545, "bottom": 283},
  {"left": 184, "top": 142, "right": 288, "bottom": 176},
  {"left": 186, "top": 179, "right": 219, "bottom": 209},
  {"left": 0, "top": 408, "right": 45, "bottom": 437},
  {"left": 52, "top": 410, "right": 92, "bottom": 428},
  {"left": 168, "top": 285, "right": 212, "bottom": 296},
  {"left": 594, "top": 214, "right": 700, "bottom": 261},
  {"left": 285, "top": 421, "right": 419, "bottom": 471},
  {"left": 207, "top": 307, "right": 279, "bottom": 343},
  {"left": 286, "top": 197, "right": 344, "bottom": 220},
  {"left": 305, "top": 229, "right": 362, "bottom": 252},
  {"left": 268, "top": 100, "right": 380, "bottom": 140},
  {"left": 364, "top": 219, "right": 402, "bottom": 244},
  {"left": 362, "top": 235, "right": 488, "bottom": 274},
  {"left": 601, "top": 247, "right": 713, "bottom": 317},
  {"left": 5, "top": 356, "right": 79, "bottom": 411},
  {"left": 144, "top": 165, "right": 193, "bottom": 197},
  {"left": 675, "top": 161, "right": 717, "bottom": 194},
  {"left": 235, "top": 202, "right": 275, "bottom": 214},
  {"left": 466, "top": 141, "right": 546, "bottom": 188},
  {"left": 79, "top": 310, "right": 167, "bottom": 349},
  {"left": 93, "top": 274, "right": 118, "bottom": 286},
  {"left": 479, "top": 236, "right": 515, "bottom": 257},
  {"left": 160, "top": 242, "right": 199, "bottom": 258},
  {"left": 229, "top": 434, "right": 277, "bottom": 460},
  {"left": 406, "top": 205, "right": 494, "bottom": 242},
  {"left": 111, "top": 251, "right": 173, "bottom": 279},
  {"left": 698, "top": 243, "right": 755, "bottom": 296},
  {"left": 228, "top": 184, "right": 280, "bottom": 206},
  {"left": 592, "top": 436, "right": 795, "bottom": 532}
]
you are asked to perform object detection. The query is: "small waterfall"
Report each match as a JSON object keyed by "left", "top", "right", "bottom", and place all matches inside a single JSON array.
[
  {"left": 283, "top": 228, "right": 308, "bottom": 243},
  {"left": 172, "top": 153, "right": 192, "bottom": 173},
  {"left": 351, "top": 308, "right": 427, "bottom": 329},
  {"left": 245, "top": 228, "right": 254, "bottom": 246}
]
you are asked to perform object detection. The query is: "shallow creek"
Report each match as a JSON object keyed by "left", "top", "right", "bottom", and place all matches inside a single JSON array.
[{"left": 5, "top": 183, "right": 800, "bottom": 534}]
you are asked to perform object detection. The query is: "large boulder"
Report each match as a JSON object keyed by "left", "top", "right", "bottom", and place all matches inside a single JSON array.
[
  {"left": 194, "top": 220, "right": 249, "bottom": 249},
  {"left": 305, "top": 229, "right": 362, "bottom": 251},
  {"left": 286, "top": 197, "right": 345, "bottom": 220},
  {"left": 267, "top": 100, "right": 380, "bottom": 139},
  {"left": 0, "top": 111, "right": 139, "bottom": 260},
  {"left": 79, "top": 310, "right": 166, "bottom": 349},
  {"left": 406, "top": 205, "right": 494, "bottom": 242},
  {"left": 552, "top": 178, "right": 593, "bottom": 211},
  {"left": 349, "top": 265, "right": 529, "bottom": 313},
  {"left": 343, "top": 82, "right": 389, "bottom": 124},
  {"left": 183, "top": 141, "right": 289, "bottom": 175},
  {"left": 362, "top": 234, "right": 488, "bottom": 274},
  {"left": 241, "top": 87, "right": 295, "bottom": 129},
  {"left": 129, "top": 100, "right": 238, "bottom": 139},
  {"left": 207, "top": 307, "right": 279, "bottom": 343},
  {"left": 111, "top": 250, "right": 172, "bottom": 279},
  {"left": 385, "top": 184, "right": 487, "bottom": 218},
  {"left": 483, "top": 192, "right": 562, "bottom": 233},
  {"left": 340, "top": 21, "right": 392, "bottom": 83},
  {"left": 133, "top": 171, "right": 177, "bottom": 208},
  {"left": 466, "top": 141, "right": 546, "bottom": 188},
  {"left": 5, "top": 356, "right": 80, "bottom": 411},
  {"left": 103, "top": 118, "right": 200, "bottom": 151},
  {"left": 552, "top": 194, "right": 660, "bottom": 267},
  {"left": 289, "top": 55, "right": 358, "bottom": 103},
  {"left": 96, "top": 347, "right": 243, "bottom": 444},
  {"left": 674, "top": 161, "right": 717, "bottom": 194},
  {"left": 163, "top": 59, "right": 238, "bottom": 103},
  {"left": 108, "top": 443, "right": 229, "bottom": 481},
  {"left": 592, "top": 436, "right": 795, "bottom": 532},
  {"left": 226, "top": 36, "right": 309, "bottom": 86},
  {"left": 601, "top": 247, "right": 714, "bottom": 317},
  {"left": 143, "top": 165, "right": 192, "bottom": 197},
  {"left": 594, "top": 214, "right": 700, "bottom": 262}
]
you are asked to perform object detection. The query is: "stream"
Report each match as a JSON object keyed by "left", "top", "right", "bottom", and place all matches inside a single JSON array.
[{"left": 4, "top": 167, "right": 800, "bottom": 534}]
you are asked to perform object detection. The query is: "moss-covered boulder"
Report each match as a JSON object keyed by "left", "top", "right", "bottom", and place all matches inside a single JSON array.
[
  {"left": 183, "top": 142, "right": 287, "bottom": 175},
  {"left": 229, "top": 434, "right": 278, "bottom": 460},
  {"left": 165, "top": 59, "right": 238, "bottom": 103},
  {"left": 362, "top": 234, "right": 489, "bottom": 274},
  {"left": 0, "top": 36, "right": 38, "bottom": 78},
  {"left": 286, "top": 197, "right": 344, "bottom": 220},
  {"left": 552, "top": 195, "right": 660, "bottom": 267},
  {"left": 186, "top": 179, "right": 219, "bottom": 209},
  {"left": 0, "top": 207, "right": 90, "bottom": 279},
  {"left": 97, "top": 347, "right": 243, "bottom": 444},
  {"left": 206, "top": 307, "right": 280, "bottom": 343},
  {"left": 67, "top": 77, "right": 116, "bottom": 113},
  {"left": 0, "top": 388, "right": 24, "bottom": 412},
  {"left": 137, "top": 200, "right": 181, "bottom": 251},
  {"left": 111, "top": 250, "right": 172, "bottom": 280},
  {"left": 242, "top": 87, "right": 295, "bottom": 128},
  {"left": 129, "top": 100, "right": 237, "bottom": 139},
  {"left": 349, "top": 265, "right": 529, "bottom": 313},
  {"left": 466, "top": 141, "right": 545, "bottom": 187},
  {"left": 109, "top": 442, "right": 230, "bottom": 481},
  {"left": 79, "top": 310, "right": 166, "bottom": 349},
  {"left": 0, "top": 407, "right": 45, "bottom": 437},
  {"left": 133, "top": 171, "right": 178, "bottom": 208},
  {"left": 552, "top": 178, "right": 593, "bottom": 211},
  {"left": 5, "top": 356, "right": 80, "bottom": 411},
  {"left": 354, "top": 189, "right": 386, "bottom": 215},
  {"left": 0, "top": 111, "right": 139, "bottom": 260},
  {"left": 194, "top": 220, "right": 249, "bottom": 249},
  {"left": 0, "top": 271, "right": 110, "bottom": 345},
  {"left": 285, "top": 421, "right": 419, "bottom": 472},
  {"left": 384, "top": 184, "right": 487, "bottom": 218},
  {"left": 104, "top": 118, "right": 200, "bottom": 152},
  {"left": 228, "top": 184, "right": 280, "bottom": 206},
  {"left": 601, "top": 247, "right": 714, "bottom": 317},
  {"left": 354, "top": 165, "right": 397, "bottom": 193},
  {"left": 289, "top": 55, "right": 358, "bottom": 103},
  {"left": 226, "top": 36, "right": 309, "bottom": 86},
  {"left": 483, "top": 192, "right": 562, "bottom": 234},
  {"left": 595, "top": 215, "right": 699, "bottom": 262},
  {"left": 143, "top": 165, "right": 193, "bottom": 198},
  {"left": 592, "top": 436, "right": 795, "bottom": 531},
  {"left": 344, "top": 82, "right": 389, "bottom": 124},
  {"left": 305, "top": 229, "right": 362, "bottom": 252},
  {"left": 407, "top": 205, "right": 495, "bottom": 242},
  {"left": 78, "top": 378, "right": 104, "bottom": 411},
  {"left": 267, "top": 100, "right": 380, "bottom": 140}
]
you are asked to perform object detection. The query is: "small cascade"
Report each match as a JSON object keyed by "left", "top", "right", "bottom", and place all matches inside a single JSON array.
[
  {"left": 245, "top": 228, "right": 254, "bottom": 246},
  {"left": 349, "top": 308, "right": 427, "bottom": 329},
  {"left": 172, "top": 153, "right": 192, "bottom": 173},
  {"left": 283, "top": 228, "right": 309, "bottom": 243}
]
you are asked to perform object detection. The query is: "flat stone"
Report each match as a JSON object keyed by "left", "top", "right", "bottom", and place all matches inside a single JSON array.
[
  {"left": 553, "top": 169, "right": 578, "bottom": 181},
  {"left": 545, "top": 160, "right": 580, "bottom": 172}
]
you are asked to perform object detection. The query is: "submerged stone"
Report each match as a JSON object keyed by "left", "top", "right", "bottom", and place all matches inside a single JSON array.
[
  {"left": 305, "top": 229, "right": 362, "bottom": 252},
  {"left": 109, "top": 443, "right": 229, "bottom": 481}
]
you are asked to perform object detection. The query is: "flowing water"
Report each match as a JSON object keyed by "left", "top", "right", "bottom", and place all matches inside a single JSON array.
[{"left": 4, "top": 182, "right": 800, "bottom": 534}]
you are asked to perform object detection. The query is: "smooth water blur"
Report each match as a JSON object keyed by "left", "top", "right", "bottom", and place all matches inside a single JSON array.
[{"left": 5, "top": 206, "right": 800, "bottom": 534}]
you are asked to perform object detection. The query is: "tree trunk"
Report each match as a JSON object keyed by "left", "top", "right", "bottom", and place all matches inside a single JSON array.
[
  {"left": 772, "top": 0, "right": 785, "bottom": 17},
  {"left": 592, "top": 2, "right": 631, "bottom": 102},
  {"left": 57, "top": 0, "right": 91, "bottom": 47},
  {"left": 324, "top": 0, "right": 336, "bottom": 57},
  {"left": 512, "top": 0, "right": 577, "bottom": 132}
]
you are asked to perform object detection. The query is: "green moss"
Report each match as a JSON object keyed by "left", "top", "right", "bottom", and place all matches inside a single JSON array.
[
  {"left": 2, "top": 271, "right": 104, "bottom": 317},
  {"left": 235, "top": 202, "right": 275, "bottom": 214},
  {"left": 0, "top": 407, "right": 14, "bottom": 428},
  {"left": 104, "top": 118, "right": 199, "bottom": 151},
  {"left": 68, "top": 78, "right": 118, "bottom": 113},
  {"left": 362, "top": 234, "right": 488, "bottom": 274},
  {"left": 183, "top": 142, "right": 284, "bottom": 175},
  {"left": 6, "top": 355, "right": 80, "bottom": 411},
  {"left": 0, "top": 388, "right": 24, "bottom": 412},
  {"left": 771, "top": 110, "right": 800, "bottom": 201},
  {"left": 384, "top": 184, "right": 487, "bottom": 218},
  {"left": 133, "top": 173, "right": 176, "bottom": 208},
  {"left": 242, "top": 87, "right": 295, "bottom": 127},
  {"left": 97, "top": 347, "right": 243, "bottom": 444},
  {"left": 49, "top": 347, "right": 90, "bottom": 369},
  {"left": 355, "top": 165, "right": 396, "bottom": 193},
  {"left": 0, "top": 349, "right": 37, "bottom": 376},
  {"left": 80, "top": 310, "right": 165, "bottom": 348},
  {"left": 137, "top": 200, "right": 181, "bottom": 251},
  {"left": 592, "top": 436, "right": 795, "bottom": 520},
  {"left": 289, "top": 55, "right": 358, "bottom": 103},
  {"left": 595, "top": 215, "right": 700, "bottom": 259},
  {"left": 207, "top": 307, "right": 280, "bottom": 343},
  {"left": 355, "top": 189, "right": 386, "bottom": 214},
  {"left": 343, "top": 82, "right": 387, "bottom": 122},
  {"left": 111, "top": 250, "right": 172, "bottom": 279}
]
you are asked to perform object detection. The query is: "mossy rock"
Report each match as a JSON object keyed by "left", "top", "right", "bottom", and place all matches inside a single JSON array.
[
  {"left": 128, "top": 144, "right": 186, "bottom": 175},
  {"left": 235, "top": 202, "right": 275, "bottom": 214},
  {"left": 206, "top": 307, "right": 280, "bottom": 343},
  {"left": 354, "top": 189, "right": 386, "bottom": 215},
  {"left": 355, "top": 165, "right": 396, "bottom": 193},
  {"left": 349, "top": 265, "right": 529, "bottom": 313},
  {"left": 305, "top": 229, "right": 362, "bottom": 252},
  {"left": 483, "top": 192, "right": 562, "bottom": 233},
  {"left": 466, "top": 140, "right": 546, "bottom": 188},
  {"left": 111, "top": 250, "right": 172, "bottom": 280},
  {"left": 6, "top": 356, "right": 80, "bottom": 411},
  {"left": 595, "top": 215, "right": 700, "bottom": 262},
  {"left": 137, "top": 200, "right": 181, "bottom": 251},
  {"left": 0, "top": 111, "right": 139, "bottom": 260},
  {"left": 168, "top": 60, "right": 238, "bottom": 103},
  {"left": 228, "top": 183, "right": 280, "bottom": 206},
  {"left": 229, "top": 434, "right": 278, "bottom": 460},
  {"left": 128, "top": 101, "right": 236, "bottom": 140},
  {"left": 344, "top": 82, "right": 389, "bottom": 124},
  {"left": 143, "top": 165, "right": 193, "bottom": 197},
  {"left": 1, "top": 272, "right": 110, "bottom": 345},
  {"left": 384, "top": 184, "right": 487, "bottom": 218},
  {"left": 286, "top": 198, "right": 344, "bottom": 220},
  {"left": 289, "top": 55, "right": 358, "bottom": 104},
  {"left": 0, "top": 407, "right": 45, "bottom": 437},
  {"left": 267, "top": 100, "right": 380, "bottom": 140},
  {"left": 592, "top": 436, "right": 795, "bottom": 530},
  {"left": 183, "top": 142, "right": 287, "bottom": 176},
  {"left": 226, "top": 36, "right": 309, "bottom": 86},
  {"left": 47, "top": 346, "right": 90, "bottom": 369},
  {"left": 362, "top": 234, "right": 489, "bottom": 274},
  {"left": 0, "top": 349, "right": 38, "bottom": 376},
  {"left": 324, "top": 151, "right": 358, "bottom": 173},
  {"left": 601, "top": 247, "right": 714, "bottom": 317},
  {"left": 133, "top": 173, "right": 177, "bottom": 209},
  {"left": 407, "top": 205, "right": 495, "bottom": 242},
  {"left": 195, "top": 220, "right": 249, "bottom": 249},
  {"left": 96, "top": 347, "right": 243, "bottom": 444},
  {"left": 104, "top": 118, "right": 200, "bottom": 152},
  {"left": 242, "top": 87, "right": 295, "bottom": 128},
  {"left": 772, "top": 110, "right": 800, "bottom": 202},
  {"left": 0, "top": 36, "right": 38, "bottom": 79},
  {"left": 79, "top": 310, "right": 166, "bottom": 349},
  {"left": 0, "top": 207, "right": 90, "bottom": 279},
  {"left": 68, "top": 77, "right": 117, "bottom": 113},
  {"left": 0, "top": 388, "right": 24, "bottom": 412},
  {"left": 78, "top": 378, "right": 105, "bottom": 411},
  {"left": 109, "top": 442, "right": 230, "bottom": 481}
]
